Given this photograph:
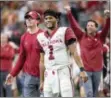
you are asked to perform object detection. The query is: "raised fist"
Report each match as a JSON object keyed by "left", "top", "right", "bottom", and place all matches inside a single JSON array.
[{"left": 104, "top": 10, "right": 110, "bottom": 18}]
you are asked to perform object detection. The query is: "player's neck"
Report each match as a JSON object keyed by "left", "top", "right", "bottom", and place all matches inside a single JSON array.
[
  {"left": 27, "top": 26, "right": 39, "bottom": 34},
  {"left": 87, "top": 32, "right": 96, "bottom": 37},
  {"left": 47, "top": 29, "right": 53, "bottom": 35},
  {"left": 47, "top": 25, "right": 58, "bottom": 35}
]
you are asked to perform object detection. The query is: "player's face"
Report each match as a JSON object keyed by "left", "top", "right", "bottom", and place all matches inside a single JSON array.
[
  {"left": 44, "top": 15, "right": 57, "bottom": 29},
  {"left": 25, "top": 17, "right": 38, "bottom": 27},
  {"left": 86, "top": 21, "right": 97, "bottom": 35}
]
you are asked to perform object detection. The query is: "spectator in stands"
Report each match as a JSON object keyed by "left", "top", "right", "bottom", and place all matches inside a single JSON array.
[{"left": 0, "top": 33, "right": 15, "bottom": 97}]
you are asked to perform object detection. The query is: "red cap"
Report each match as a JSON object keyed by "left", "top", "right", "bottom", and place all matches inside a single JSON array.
[{"left": 25, "top": 11, "right": 40, "bottom": 19}]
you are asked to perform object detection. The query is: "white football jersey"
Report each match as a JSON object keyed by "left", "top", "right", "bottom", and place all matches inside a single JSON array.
[{"left": 37, "top": 27, "right": 71, "bottom": 69}]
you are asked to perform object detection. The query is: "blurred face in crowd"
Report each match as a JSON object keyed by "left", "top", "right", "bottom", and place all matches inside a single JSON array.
[
  {"left": 86, "top": 21, "right": 97, "bottom": 36},
  {"left": 1, "top": 34, "right": 8, "bottom": 46},
  {"left": 25, "top": 17, "right": 38, "bottom": 28},
  {"left": 44, "top": 15, "right": 58, "bottom": 30}
]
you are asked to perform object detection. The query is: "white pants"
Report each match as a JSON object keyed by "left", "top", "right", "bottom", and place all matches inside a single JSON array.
[{"left": 43, "top": 66, "right": 74, "bottom": 97}]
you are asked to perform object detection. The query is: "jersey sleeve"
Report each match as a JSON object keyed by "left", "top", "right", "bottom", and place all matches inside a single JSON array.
[{"left": 65, "top": 27, "right": 77, "bottom": 46}]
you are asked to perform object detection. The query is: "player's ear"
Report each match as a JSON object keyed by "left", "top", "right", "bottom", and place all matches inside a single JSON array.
[
  {"left": 36, "top": 20, "right": 40, "bottom": 26},
  {"left": 57, "top": 19, "right": 59, "bottom": 24},
  {"left": 57, "top": 19, "right": 59, "bottom": 22},
  {"left": 57, "top": 12, "right": 61, "bottom": 24}
]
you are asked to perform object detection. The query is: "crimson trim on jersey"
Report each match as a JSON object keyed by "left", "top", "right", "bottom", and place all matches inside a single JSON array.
[{"left": 44, "top": 27, "right": 58, "bottom": 38}]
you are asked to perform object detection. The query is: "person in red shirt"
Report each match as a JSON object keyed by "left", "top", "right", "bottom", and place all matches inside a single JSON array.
[
  {"left": 5, "top": 10, "right": 43, "bottom": 97},
  {"left": 0, "top": 33, "right": 15, "bottom": 97},
  {"left": 64, "top": 5, "right": 110, "bottom": 97}
]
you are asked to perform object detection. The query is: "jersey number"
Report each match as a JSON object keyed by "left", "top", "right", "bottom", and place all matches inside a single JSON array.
[{"left": 48, "top": 45, "right": 54, "bottom": 60}]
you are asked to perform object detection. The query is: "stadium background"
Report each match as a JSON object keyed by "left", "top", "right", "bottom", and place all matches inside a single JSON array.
[{"left": 0, "top": 0, "right": 110, "bottom": 97}]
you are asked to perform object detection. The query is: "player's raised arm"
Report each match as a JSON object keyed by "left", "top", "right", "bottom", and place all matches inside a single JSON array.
[{"left": 64, "top": 5, "right": 84, "bottom": 40}]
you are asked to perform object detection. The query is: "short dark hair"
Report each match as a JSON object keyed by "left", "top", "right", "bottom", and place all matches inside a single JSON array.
[
  {"left": 85, "top": 19, "right": 98, "bottom": 32},
  {"left": 87, "top": 19, "right": 98, "bottom": 28},
  {"left": 44, "top": 9, "right": 60, "bottom": 19}
]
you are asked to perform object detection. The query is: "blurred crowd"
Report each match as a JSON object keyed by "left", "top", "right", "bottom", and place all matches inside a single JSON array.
[
  {"left": 1, "top": 1, "right": 110, "bottom": 45},
  {"left": 0, "top": 0, "right": 110, "bottom": 97}
]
